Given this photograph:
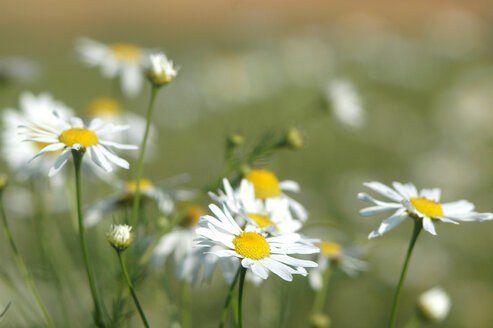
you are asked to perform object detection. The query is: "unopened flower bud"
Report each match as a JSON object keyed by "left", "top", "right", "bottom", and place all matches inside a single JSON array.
[
  {"left": 227, "top": 133, "right": 244, "bottom": 149},
  {"left": 284, "top": 127, "right": 303, "bottom": 150},
  {"left": 107, "top": 224, "right": 134, "bottom": 251},
  {"left": 418, "top": 287, "right": 451, "bottom": 323},
  {"left": 147, "top": 53, "right": 178, "bottom": 87}
]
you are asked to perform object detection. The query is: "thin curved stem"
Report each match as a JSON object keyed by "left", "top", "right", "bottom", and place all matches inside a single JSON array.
[
  {"left": 0, "top": 199, "right": 55, "bottom": 328},
  {"left": 131, "top": 86, "right": 159, "bottom": 227},
  {"left": 237, "top": 267, "right": 247, "bottom": 328},
  {"left": 72, "top": 150, "right": 106, "bottom": 327},
  {"left": 388, "top": 219, "right": 422, "bottom": 328},
  {"left": 117, "top": 251, "right": 149, "bottom": 328},
  {"left": 181, "top": 282, "right": 192, "bottom": 328},
  {"left": 219, "top": 267, "right": 241, "bottom": 328},
  {"left": 311, "top": 267, "right": 332, "bottom": 315}
]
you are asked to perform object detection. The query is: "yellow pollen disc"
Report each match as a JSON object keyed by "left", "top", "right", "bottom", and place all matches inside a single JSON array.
[
  {"left": 410, "top": 197, "right": 444, "bottom": 217},
  {"left": 181, "top": 205, "right": 206, "bottom": 227},
  {"left": 59, "top": 128, "right": 99, "bottom": 148},
  {"left": 320, "top": 242, "right": 342, "bottom": 257},
  {"left": 86, "top": 97, "right": 122, "bottom": 118},
  {"left": 126, "top": 179, "right": 154, "bottom": 193},
  {"left": 233, "top": 232, "right": 270, "bottom": 260},
  {"left": 245, "top": 169, "right": 282, "bottom": 199},
  {"left": 110, "top": 43, "right": 142, "bottom": 62},
  {"left": 247, "top": 213, "right": 277, "bottom": 229}
]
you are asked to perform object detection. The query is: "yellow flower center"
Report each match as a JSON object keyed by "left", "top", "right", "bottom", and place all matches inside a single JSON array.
[
  {"left": 320, "top": 242, "right": 342, "bottom": 257},
  {"left": 86, "top": 97, "right": 122, "bottom": 118},
  {"left": 59, "top": 128, "right": 99, "bottom": 148},
  {"left": 125, "top": 179, "right": 154, "bottom": 193},
  {"left": 232, "top": 231, "right": 270, "bottom": 260},
  {"left": 247, "top": 213, "right": 277, "bottom": 229},
  {"left": 110, "top": 44, "right": 142, "bottom": 63},
  {"left": 410, "top": 197, "right": 444, "bottom": 217},
  {"left": 181, "top": 204, "right": 206, "bottom": 227},
  {"left": 245, "top": 169, "right": 282, "bottom": 199}
]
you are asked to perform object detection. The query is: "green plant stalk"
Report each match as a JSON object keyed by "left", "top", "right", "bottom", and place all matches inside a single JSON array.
[
  {"left": 117, "top": 251, "right": 149, "bottom": 328},
  {"left": 131, "top": 86, "right": 159, "bottom": 227},
  {"left": 311, "top": 267, "right": 332, "bottom": 315},
  {"left": 181, "top": 282, "right": 192, "bottom": 328},
  {"left": 219, "top": 267, "right": 241, "bottom": 328},
  {"left": 72, "top": 150, "right": 106, "bottom": 327},
  {"left": 388, "top": 219, "right": 422, "bottom": 328},
  {"left": 0, "top": 198, "right": 55, "bottom": 328},
  {"left": 237, "top": 267, "right": 247, "bottom": 328}
]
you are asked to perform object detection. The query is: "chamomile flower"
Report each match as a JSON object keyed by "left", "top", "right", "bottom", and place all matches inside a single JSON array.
[
  {"left": 209, "top": 178, "right": 302, "bottom": 233},
  {"left": 107, "top": 224, "right": 134, "bottom": 251},
  {"left": 85, "top": 97, "right": 157, "bottom": 160},
  {"left": 196, "top": 204, "right": 318, "bottom": 281},
  {"left": 309, "top": 241, "right": 367, "bottom": 291},
  {"left": 2, "top": 92, "right": 74, "bottom": 179},
  {"left": 146, "top": 53, "right": 178, "bottom": 87},
  {"left": 359, "top": 181, "right": 492, "bottom": 239},
  {"left": 21, "top": 115, "right": 137, "bottom": 177},
  {"left": 76, "top": 38, "right": 150, "bottom": 97},
  {"left": 418, "top": 287, "right": 451, "bottom": 323},
  {"left": 325, "top": 79, "right": 365, "bottom": 129},
  {"left": 244, "top": 169, "right": 308, "bottom": 222},
  {"left": 85, "top": 178, "right": 174, "bottom": 227}
]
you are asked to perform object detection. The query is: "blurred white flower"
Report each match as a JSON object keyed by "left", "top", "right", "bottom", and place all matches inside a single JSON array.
[
  {"left": 418, "top": 287, "right": 451, "bottom": 322},
  {"left": 2, "top": 92, "right": 74, "bottom": 179},
  {"left": 76, "top": 38, "right": 150, "bottom": 97},
  {"left": 309, "top": 241, "right": 367, "bottom": 291},
  {"left": 244, "top": 169, "right": 308, "bottom": 222},
  {"left": 84, "top": 178, "right": 174, "bottom": 227},
  {"left": 107, "top": 224, "right": 134, "bottom": 251},
  {"left": 147, "top": 53, "right": 178, "bottom": 86},
  {"left": 359, "top": 181, "right": 492, "bottom": 239},
  {"left": 0, "top": 57, "right": 41, "bottom": 84},
  {"left": 20, "top": 114, "right": 137, "bottom": 177},
  {"left": 326, "top": 79, "right": 365, "bottom": 129},
  {"left": 196, "top": 204, "right": 318, "bottom": 281}
]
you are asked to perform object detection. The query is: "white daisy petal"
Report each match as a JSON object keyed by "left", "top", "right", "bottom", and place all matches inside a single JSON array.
[{"left": 422, "top": 217, "right": 437, "bottom": 235}]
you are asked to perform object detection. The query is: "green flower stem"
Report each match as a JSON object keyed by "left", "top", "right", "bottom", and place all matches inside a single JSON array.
[
  {"left": 388, "top": 219, "right": 422, "bottom": 328},
  {"left": 181, "top": 282, "right": 192, "bottom": 328},
  {"left": 237, "top": 267, "right": 247, "bottom": 328},
  {"left": 131, "top": 86, "right": 160, "bottom": 227},
  {"left": 117, "top": 251, "right": 150, "bottom": 328},
  {"left": 311, "top": 267, "right": 332, "bottom": 315},
  {"left": 0, "top": 197, "right": 55, "bottom": 328},
  {"left": 219, "top": 267, "right": 242, "bottom": 328},
  {"left": 72, "top": 150, "right": 106, "bottom": 327}
]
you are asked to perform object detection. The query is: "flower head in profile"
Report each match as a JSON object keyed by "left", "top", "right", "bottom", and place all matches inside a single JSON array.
[
  {"left": 244, "top": 169, "right": 308, "bottom": 222},
  {"left": 76, "top": 38, "right": 150, "bottom": 97},
  {"left": 196, "top": 204, "right": 318, "bottom": 281},
  {"left": 418, "top": 287, "right": 451, "bottom": 323},
  {"left": 309, "top": 241, "right": 367, "bottom": 291},
  {"left": 147, "top": 53, "right": 178, "bottom": 87},
  {"left": 21, "top": 114, "right": 137, "bottom": 177},
  {"left": 2, "top": 92, "right": 74, "bottom": 178},
  {"left": 107, "top": 224, "right": 134, "bottom": 251},
  {"left": 359, "top": 181, "right": 492, "bottom": 239}
]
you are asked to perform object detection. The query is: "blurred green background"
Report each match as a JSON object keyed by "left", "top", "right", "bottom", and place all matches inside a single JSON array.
[{"left": 1, "top": 0, "right": 493, "bottom": 327}]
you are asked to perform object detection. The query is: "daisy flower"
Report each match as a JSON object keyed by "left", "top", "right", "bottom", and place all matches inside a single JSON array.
[
  {"left": 76, "top": 37, "right": 150, "bottom": 97},
  {"left": 85, "top": 97, "right": 157, "bottom": 160},
  {"left": 85, "top": 178, "right": 174, "bottom": 227},
  {"left": 2, "top": 92, "right": 74, "bottom": 178},
  {"left": 20, "top": 114, "right": 137, "bottom": 177},
  {"left": 196, "top": 204, "right": 318, "bottom": 281},
  {"left": 107, "top": 224, "right": 134, "bottom": 251},
  {"left": 244, "top": 169, "right": 308, "bottom": 222},
  {"left": 209, "top": 178, "right": 302, "bottom": 233},
  {"left": 309, "top": 241, "right": 367, "bottom": 291},
  {"left": 358, "top": 181, "right": 492, "bottom": 238},
  {"left": 146, "top": 52, "right": 178, "bottom": 87},
  {"left": 418, "top": 287, "right": 451, "bottom": 323}
]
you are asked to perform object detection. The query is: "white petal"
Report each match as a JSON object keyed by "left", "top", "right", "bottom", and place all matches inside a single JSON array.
[
  {"left": 422, "top": 217, "right": 437, "bottom": 235},
  {"left": 368, "top": 209, "right": 408, "bottom": 239},
  {"left": 48, "top": 149, "right": 71, "bottom": 177},
  {"left": 363, "top": 182, "right": 402, "bottom": 202}
]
